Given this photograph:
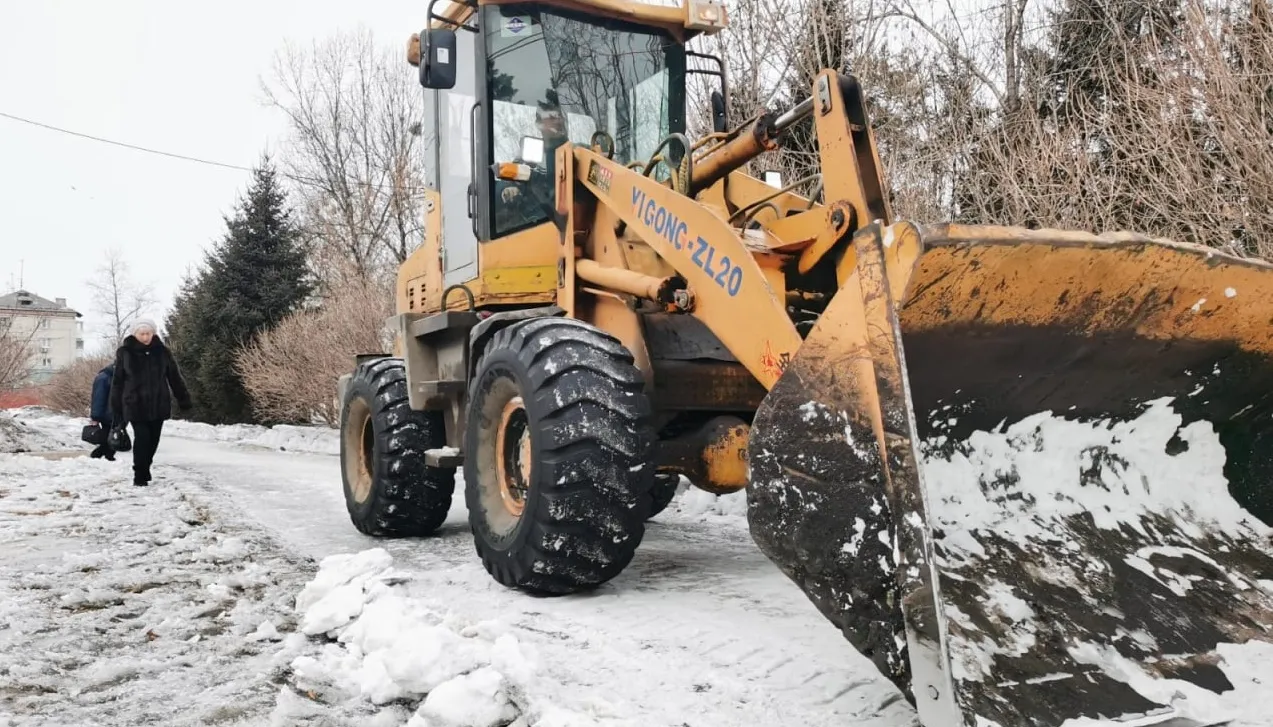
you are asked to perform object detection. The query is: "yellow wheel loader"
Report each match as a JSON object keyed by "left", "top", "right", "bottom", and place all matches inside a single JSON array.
[{"left": 335, "top": 0, "right": 1273, "bottom": 723}]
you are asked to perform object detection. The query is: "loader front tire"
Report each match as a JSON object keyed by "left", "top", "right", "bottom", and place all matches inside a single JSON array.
[
  {"left": 465, "top": 318, "right": 655, "bottom": 595},
  {"left": 340, "top": 357, "right": 456, "bottom": 537}
]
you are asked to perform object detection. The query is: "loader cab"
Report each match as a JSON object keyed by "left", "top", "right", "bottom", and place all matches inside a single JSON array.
[{"left": 417, "top": 1, "right": 687, "bottom": 285}]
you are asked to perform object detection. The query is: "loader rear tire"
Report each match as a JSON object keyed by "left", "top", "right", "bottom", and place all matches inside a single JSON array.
[
  {"left": 465, "top": 318, "right": 655, "bottom": 595},
  {"left": 340, "top": 357, "right": 456, "bottom": 538}
]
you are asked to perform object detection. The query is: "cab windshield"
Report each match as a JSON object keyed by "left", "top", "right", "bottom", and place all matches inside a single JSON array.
[{"left": 484, "top": 4, "right": 686, "bottom": 235}]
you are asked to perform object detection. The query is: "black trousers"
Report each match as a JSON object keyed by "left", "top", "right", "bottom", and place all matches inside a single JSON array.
[{"left": 131, "top": 420, "right": 165, "bottom": 481}]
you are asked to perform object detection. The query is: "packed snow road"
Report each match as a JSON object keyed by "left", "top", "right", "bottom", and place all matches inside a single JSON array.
[
  {"left": 0, "top": 410, "right": 916, "bottom": 727},
  {"left": 163, "top": 435, "right": 916, "bottom": 726}
]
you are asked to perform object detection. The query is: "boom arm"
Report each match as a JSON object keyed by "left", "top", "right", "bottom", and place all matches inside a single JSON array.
[
  {"left": 575, "top": 147, "right": 802, "bottom": 389},
  {"left": 569, "top": 70, "right": 896, "bottom": 389}
]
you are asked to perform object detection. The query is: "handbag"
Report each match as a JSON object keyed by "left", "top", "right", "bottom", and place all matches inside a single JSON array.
[
  {"left": 108, "top": 426, "right": 132, "bottom": 452},
  {"left": 81, "top": 423, "right": 106, "bottom": 446}
]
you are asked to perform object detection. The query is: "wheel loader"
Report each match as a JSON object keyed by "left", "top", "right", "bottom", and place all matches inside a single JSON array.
[{"left": 335, "top": 0, "right": 1273, "bottom": 723}]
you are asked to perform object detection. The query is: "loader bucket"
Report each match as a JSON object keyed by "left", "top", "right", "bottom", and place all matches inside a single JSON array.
[{"left": 747, "top": 222, "right": 1273, "bottom": 727}]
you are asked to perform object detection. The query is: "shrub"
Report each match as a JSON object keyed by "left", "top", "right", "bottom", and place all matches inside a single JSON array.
[
  {"left": 236, "top": 277, "right": 393, "bottom": 426},
  {"left": 40, "top": 355, "right": 113, "bottom": 418}
]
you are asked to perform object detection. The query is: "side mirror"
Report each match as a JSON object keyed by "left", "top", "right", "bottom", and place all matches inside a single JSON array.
[
  {"left": 418, "top": 28, "right": 457, "bottom": 90},
  {"left": 521, "top": 136, "right": 545, "bottom": 165},
  {"left": 711, "top": 90, "right": 728, "bottom": 133},
  {"left": 763, "top": 170, "right": 783, "bottom": 188}
]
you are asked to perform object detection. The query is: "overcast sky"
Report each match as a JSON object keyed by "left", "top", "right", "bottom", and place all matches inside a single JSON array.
[{"left": 0, "top": 1, "right": 424, "bottom": 352}]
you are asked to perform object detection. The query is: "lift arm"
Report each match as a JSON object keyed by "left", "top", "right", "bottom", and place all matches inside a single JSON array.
[{"left": 574, "top": 148, "right": 802, "bottom": 389}]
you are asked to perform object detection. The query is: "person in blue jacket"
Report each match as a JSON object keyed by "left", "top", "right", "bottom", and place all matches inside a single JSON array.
[{"left": 89, "top": 362, "right": 116, "bottom": 461}]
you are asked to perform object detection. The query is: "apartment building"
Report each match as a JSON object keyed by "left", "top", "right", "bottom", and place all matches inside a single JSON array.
[{"left": 0, "top": 289, "right": 85, "bottom": 385}]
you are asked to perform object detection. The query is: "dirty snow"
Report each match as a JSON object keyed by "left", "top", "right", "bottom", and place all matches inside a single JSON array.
[
  {"left": 0, "top": 452, "right": 313, "bottom": 725},
  {"left": 7, "top": 407, "right": 339, "bottom": 456},
  {"left": 919, "top": 397, "right": 1273, "bottom": 726},
  {"left": 8, "top": 397, "right": 1272, "bottom": 727},
  {"left": 1, "top": 409, "right": 915, "bottom": 727},
  {"left": 0, "top": 410, "right": 76, "bottom": 454}
]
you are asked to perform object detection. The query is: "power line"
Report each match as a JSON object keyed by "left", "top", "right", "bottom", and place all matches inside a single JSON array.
[
  {"left": 0, "top": 110, "right": 430, "bottom": 194},
  {"left": 0, "top": 110, "right": 257, "bottom": 173}
]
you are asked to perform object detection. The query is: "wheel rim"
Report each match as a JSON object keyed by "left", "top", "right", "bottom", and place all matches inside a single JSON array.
[
  {"left": 343, "top": 398, "right": 374, "bottom": 503},
  {"left": 494, "top": 396, "right": 531, "bottom": 518}
]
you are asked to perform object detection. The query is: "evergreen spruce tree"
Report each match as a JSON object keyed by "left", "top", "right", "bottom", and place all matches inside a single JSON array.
[
  {"left": 164, "top": 267, "right": 215, "bottom": 421},
  {"left": 163, "top": 158, "right": 313, "bottom": 425}
]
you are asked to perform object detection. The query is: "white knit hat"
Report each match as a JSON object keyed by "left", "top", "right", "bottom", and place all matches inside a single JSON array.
[{"left": 132, "top": 318, "right": 157, "bottom": 336}]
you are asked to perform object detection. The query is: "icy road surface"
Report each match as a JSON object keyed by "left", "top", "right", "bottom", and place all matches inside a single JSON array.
[{"left": 0, "top": 410, "right": 915, "bottom": 727}]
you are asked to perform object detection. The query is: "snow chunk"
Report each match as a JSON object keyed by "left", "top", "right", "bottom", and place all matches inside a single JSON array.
[
  {"left": 410, "top": 667, "right": 518, "bottom": 727},
  {"left": 1225, "top": 287, "right": 1237, "bottom": 298},
  {"left": 675, "top": 488, "right": 746, "bottom": 518},
  {"left": 248, "top": 620, "right": 282, "bottom": 642}
]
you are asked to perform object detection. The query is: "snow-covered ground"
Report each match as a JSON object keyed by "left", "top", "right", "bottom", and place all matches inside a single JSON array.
[
  {"left": 3, "top": 404, "right": 1271, "bottom": 727},
  {"left": 1, "top": 409, "right": 914, "bottom": 727},
  {"left": 3, "top": 407, "right": 339, "bottom": 456},
  {"left": 0, "top": 452, "right": 314, "bottom": 726}
]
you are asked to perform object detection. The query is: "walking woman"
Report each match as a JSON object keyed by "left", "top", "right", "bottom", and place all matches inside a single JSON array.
[{"left": 110, "top": 319, "right": 193, "bottom": 486}]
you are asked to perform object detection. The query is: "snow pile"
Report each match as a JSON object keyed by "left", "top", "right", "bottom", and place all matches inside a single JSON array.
[
  {"left": 164, "top": 420, "right": 339, "bottom": 455},
  {"left": 0, "top": 410, "right": 79, "bottom": 453},
  {"left": 3, "top": 406, "right": 340, "bottom": 456},
  {"left": 274, "top": 548, "right": 609, "bottom": 727},
  {"left": 918, "top": 396, "right": 1273, "bottom": 726},
  {"left": 674, "top": 487, "right": 748, "bottom": 519}
]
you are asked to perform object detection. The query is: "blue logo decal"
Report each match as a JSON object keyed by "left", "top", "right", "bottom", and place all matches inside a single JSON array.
[{"left": 631, "top": 188, "right": 743, "bottom": 297}]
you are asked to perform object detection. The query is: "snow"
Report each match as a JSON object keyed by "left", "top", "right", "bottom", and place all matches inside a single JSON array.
[
  {"left": 1225, "top": 286, "right": 1238, "bottom": 298},
  {"left": 7, "top": 406, "right": 339, "bottom": 456},
  {"left": 1060, "top": 639, "right": 1273, "bottom": 727},
  {"left": 673, "top": 486, "right": 748, "bottom": 518},
  {"left": 6, "top": 396, "right": 1271, "bottom": 727},
  {"left": 918, "top": 397, "right": 1273, "bottom": 726},
  {"left": 0, "top": 451, "right": 314, "bottom": 725},
  {"left": 162, "top": 419, "right": 340, "bottom": 455},
  {"left": 410, "top": 667, "right": 519, "bottom": 727},
  {"left": 919, "top": 398, "right": 1266, "bottom": 540},
  {"left": 0, "top": 410, "right": 78, "bottom": 453},
  {"left": 1, "top": 408, "right": 912, "bottom": 727}
]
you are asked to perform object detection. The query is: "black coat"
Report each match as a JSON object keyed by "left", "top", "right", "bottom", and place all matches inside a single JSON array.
[{"left": 110, "top": 335, "right": 192, "bottom": 424}]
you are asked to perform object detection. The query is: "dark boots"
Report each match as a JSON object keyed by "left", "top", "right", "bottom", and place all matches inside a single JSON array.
[{"left": 89, "top": 444, "right": 116, "bottom": 461}]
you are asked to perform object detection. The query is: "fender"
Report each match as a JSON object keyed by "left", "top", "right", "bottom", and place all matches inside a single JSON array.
[{"left": 467, "top": 305, "right": 566, "bottom": 380}]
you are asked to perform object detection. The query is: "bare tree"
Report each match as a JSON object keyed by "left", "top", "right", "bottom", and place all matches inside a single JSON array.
[
  {"left": 262, "top": 28, "right": 427, "bottom": 290},
  {"left": 86, "top": 247, "right": 157, "bottom": 344},
  {"left": 0, "top": 316, "right": 36, "bottom": 392}
]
